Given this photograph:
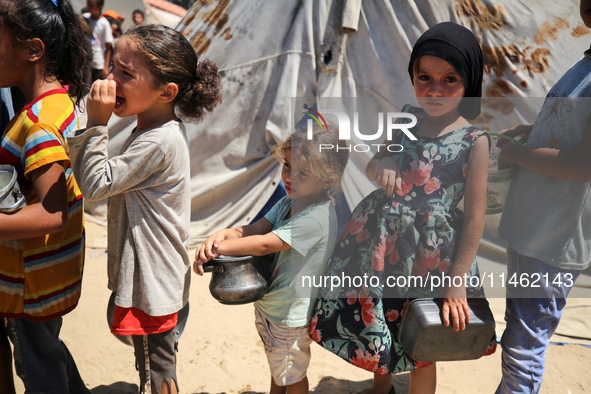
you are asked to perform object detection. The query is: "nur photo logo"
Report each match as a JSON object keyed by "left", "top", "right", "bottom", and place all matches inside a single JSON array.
[{"left": 304, "top": 106, "right": 418, "bottom": 152}]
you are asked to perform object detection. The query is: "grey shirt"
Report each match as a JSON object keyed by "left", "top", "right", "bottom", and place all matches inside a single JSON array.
[
  {"left": 498, "top": 53, "right": 591, "bottom": 270},
  {"left": 68, "top": 120, "right": 191, "bottom": 315}
]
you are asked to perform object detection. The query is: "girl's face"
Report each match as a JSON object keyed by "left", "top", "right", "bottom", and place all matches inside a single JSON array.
[
  {"left": 107, "top": 37, "right": 165, "bottom": 120},
  {"left": 413, "top": 55, "right": 465, "bottom": 118},
  {"left": 281, "top": 149, "right": 329, "bottom": 202},
  {"left": 0, "top": 27, "right": 28, "bottom": 89}
]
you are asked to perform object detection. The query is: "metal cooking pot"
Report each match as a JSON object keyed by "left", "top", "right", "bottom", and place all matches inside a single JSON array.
[
  {"left": 0, "top": 165, "right": 26, "bottom": 213},
  {"left": 203, "top": 254, "right": 274, "bottom": 305}
]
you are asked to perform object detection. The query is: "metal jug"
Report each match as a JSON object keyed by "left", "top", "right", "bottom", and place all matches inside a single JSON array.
[
  {"left": 0, "top": 165, "right": 26, "bottom": 213},
  {"left": 203, "top": 254, "right": 274, "bottom": 305}
]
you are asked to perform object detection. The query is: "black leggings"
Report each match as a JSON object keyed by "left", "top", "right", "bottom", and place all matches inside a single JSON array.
[{"left": 132, "top": 329, "right": 177, "bottom": 394}]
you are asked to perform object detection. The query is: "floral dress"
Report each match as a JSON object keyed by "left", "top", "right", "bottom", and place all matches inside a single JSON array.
[{"left": 310, "top": 110, "right": 494, "bottom": 374}]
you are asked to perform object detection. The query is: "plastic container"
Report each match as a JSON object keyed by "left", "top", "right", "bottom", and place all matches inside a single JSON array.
[
  {"left": 397, "top": 298, "right": 496, "bottom": 361},
  {"left": 0, "top": 165, "right": 26, "bottom": 213}
]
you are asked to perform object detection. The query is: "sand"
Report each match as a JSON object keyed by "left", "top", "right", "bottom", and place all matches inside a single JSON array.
[{"left": 12, "top": 221, "right": 591, "bottom": 393}]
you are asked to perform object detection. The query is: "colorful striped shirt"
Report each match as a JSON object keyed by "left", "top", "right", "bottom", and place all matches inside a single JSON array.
[{"left": 0, "top": 89, "right": 85, "bottom": 321}]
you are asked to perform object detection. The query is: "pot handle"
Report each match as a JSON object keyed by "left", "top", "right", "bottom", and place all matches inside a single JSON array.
[{"left": 203, "top": 264, "right": 224, "bottom": 274}]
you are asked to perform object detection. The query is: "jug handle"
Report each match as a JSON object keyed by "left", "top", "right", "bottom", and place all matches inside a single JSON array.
[{"left": 203, "top": 264, "right": 224, "bottom": 274}]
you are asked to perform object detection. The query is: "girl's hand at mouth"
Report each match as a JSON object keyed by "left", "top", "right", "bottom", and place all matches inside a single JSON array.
[{"left": 86, "top": 79, "right": 117, "bottom": 129}]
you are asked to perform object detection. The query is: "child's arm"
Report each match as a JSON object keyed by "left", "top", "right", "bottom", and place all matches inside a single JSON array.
[
  {"left": 68, "top": 81, "right": 170, "bottom": 200},
  {"left": 0, "top": 162, "right": 68, "bottom": 239},
  {"left": 442, "top": 136, "right": 489, "bottom": 331},
  {"left": 498, "top": 118, "right": 591, "bottom": 182},
  {"left": 216, "top": 232, "right": 290, "bottom": 256},
  {"left": 495, "top": 123, "right": 534, "bottom": 149},
  {"left": 193, "top": 218, "right": 289, "bottom": 275}
]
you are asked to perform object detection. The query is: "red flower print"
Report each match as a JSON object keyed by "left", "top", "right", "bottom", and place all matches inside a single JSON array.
[
  {"left": 470, "top": 130, "right": 481, "bottom": 139},
  {"left": 401, "top": 298, "right": 409, "bottom": 317},
  {"left": 349, "top": 348, "right": 380, "bottom": 372},
  {"left": 376, "top": 366, "right": 390, "bottom": 375},
  {"left": 484, "top": 339, "right": 497, "bottom": 356},
  {"left": 388, "top": 249, "right": 400, "bottom": 265},
  {"left": 424, "top": 177, "right": 441, "bottom": 194},
  {"left": 400, "top": 160, "right": 433, "bottom": 195},
  {"left": 372, "top": 233, "right": 386, "bottom": 272},
  {"left": 385, "top": 309, "right": 399, "bottom": 322},
  {"left": 309, "top": 316, "right": 321, "bottom": 342},
  {"left": 439, "top": 257, "right": 452, "bottom": 274},
  {"left": 385, "top": 233, "right": 399, "bottom": 265},
  {"left": 400, "top": 176, "right": 414, "bottom": 196},
  {"left": 414, "top": 360, "right": 435, "bottom": 369},
  {"left": 346, "top": 289, "right": 357, "bottom": 305},
  {"left": 359, "top": 288, "right": 377, "bottom": 327},
  {"left": 340, "top": 211, "right": 368, "bottom": 241},
  {"left": 412, "top": 248, "right": 451, "bottom": 277},
  {"left": 356, "top": 228, "right": 370, "bottom": 243}
]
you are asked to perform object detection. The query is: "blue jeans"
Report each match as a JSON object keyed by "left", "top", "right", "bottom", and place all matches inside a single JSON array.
[
  {"left": 495, "top": 248, "right": 581, "bottom": 394},
  {"left": 6, "top": 317, "right": 90, "bottom": 394}
]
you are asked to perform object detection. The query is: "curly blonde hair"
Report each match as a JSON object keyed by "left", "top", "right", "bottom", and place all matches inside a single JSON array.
[{"left": 273, "top": 123, "right": 349, "bottom": 200}]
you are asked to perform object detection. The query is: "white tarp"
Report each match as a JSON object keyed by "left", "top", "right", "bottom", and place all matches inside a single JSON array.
[
  {"left": 82, "top": 0, "right": 591, "bottom": 249},
  {"left": 182, "top": 0, "right": 591, "bottom": 244}
]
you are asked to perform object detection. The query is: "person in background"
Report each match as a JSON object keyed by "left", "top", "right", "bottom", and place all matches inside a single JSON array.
[
  {"left": 103, "top": 14, "right": 122, "bottom": 42},
  {"left": 84, "top": 0, "right": 114, "bottom": 83},
  {"left": 132, "top": 9, "right": 145, "bottom": 26},
  {"left": 103, "top": 10, "right": 124, "bottom": 41},
  {"left": 103, "top": 9, "right": 125, "bottom": 27}
]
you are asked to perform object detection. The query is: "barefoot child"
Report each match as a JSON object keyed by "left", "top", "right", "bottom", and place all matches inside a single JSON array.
[
  {"left": 0, "top": 0, "right": 91, "bottom": 392},
  {"left": 67, "top": 25, "right": 222, "bottom": 394},
  {"left": 311, "top": 22, "right": 494, "bottom": 394},
  {"left": 194, "top": 126, "right": 348, "bottom": 394}
]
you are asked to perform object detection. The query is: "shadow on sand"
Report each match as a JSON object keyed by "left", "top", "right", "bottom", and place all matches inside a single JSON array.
[
  {"left": 91, "top": 381, "right": 138, "bottom": 394},
  {"left": 190, "top": 373, "right": 410, "bottom": 394}
]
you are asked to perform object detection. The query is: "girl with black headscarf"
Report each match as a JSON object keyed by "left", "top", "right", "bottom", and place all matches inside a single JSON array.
[{"left": 310, "top": 22, "right": 495, "bottom": 394}]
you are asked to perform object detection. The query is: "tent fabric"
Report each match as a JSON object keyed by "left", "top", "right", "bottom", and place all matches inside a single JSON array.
[
  {"left": 80, "top": 0, "right": 591, "bottom": 251},
  {"left": 144, "top": 0, "right": 187, "bottom": 27}
]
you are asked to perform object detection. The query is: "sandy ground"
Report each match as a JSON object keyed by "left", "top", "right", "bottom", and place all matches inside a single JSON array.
[{"left": 13, "top": 220, "right": 591, "bottom": 394}]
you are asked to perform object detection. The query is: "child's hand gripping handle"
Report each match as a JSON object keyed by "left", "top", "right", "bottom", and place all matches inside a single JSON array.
[
  {"left": 193, "top": 232, "right": 225, "bottom": 275},
  {"left": 441, "top": 285, "right": 470, "bottom": 332},
  {"left": 86, "top": 80, "right": 117, "bottom": 129}
]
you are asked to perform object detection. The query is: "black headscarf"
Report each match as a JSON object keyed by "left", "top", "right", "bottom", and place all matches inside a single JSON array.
[{"left": 407, "top": 22, "right": 484, "bottom": 119}]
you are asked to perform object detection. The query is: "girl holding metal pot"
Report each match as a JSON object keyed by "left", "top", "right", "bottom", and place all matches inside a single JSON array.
[{"left": 194, "top": 125, "right": 348, "bottom": 394}]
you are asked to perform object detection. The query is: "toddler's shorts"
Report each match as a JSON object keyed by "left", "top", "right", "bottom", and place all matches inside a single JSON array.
[{"left": 254, "top": 307, "right": 313, "bottom": 387}]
